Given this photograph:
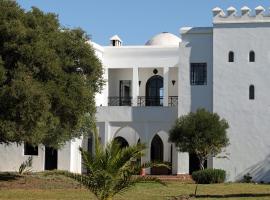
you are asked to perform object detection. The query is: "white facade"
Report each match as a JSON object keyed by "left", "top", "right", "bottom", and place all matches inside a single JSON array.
[
  {"left": 0, "top": 139, "right": 82, "bottom": 173},
  {"left": 92, "top": 6, "right": 270, "bottom": 182},
  {"left": 1, "top": 6, "right": 270, "bottom": 182}
]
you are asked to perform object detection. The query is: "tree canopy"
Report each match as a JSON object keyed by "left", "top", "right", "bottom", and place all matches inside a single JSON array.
[
  {"left": 169, "top": 108, "right": 229, "bottom": 170},
  {"left": 0, "top": 0, "right": 103, "bottom": 147}
]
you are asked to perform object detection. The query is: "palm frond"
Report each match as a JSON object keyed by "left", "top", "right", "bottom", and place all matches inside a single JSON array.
[{"left": 64, "top": 130, "right": 166, "bottom": 200}]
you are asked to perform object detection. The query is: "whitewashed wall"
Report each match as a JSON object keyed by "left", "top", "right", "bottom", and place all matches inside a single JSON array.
[
  {"left": 0, "top": 142, "right": 77, "bottom": 172},
  {"left": 213, "top": 22, "right": 270, "bottom": 182},
  {"left": 96, "top": 106, "right": 178, "bottom": 173},
  {"left": 178, "top": 27, "right": 213, "bottom": 115},
  {"left": 0, "top": 144, "right": 45, "bottom": 172}
]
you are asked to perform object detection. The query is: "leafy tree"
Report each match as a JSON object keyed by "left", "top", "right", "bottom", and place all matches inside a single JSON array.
[
  {"left": 169, "top": 108, "right": 229, "bottom": 170},
  {"left": 0, "top": 0, "right": 103, "bottom": 147},
  {"left": 64, "top": 133, "right": 165, "bottom": 200}
]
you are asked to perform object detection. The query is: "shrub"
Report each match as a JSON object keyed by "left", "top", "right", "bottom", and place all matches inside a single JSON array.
[
  {"left": 242, "top": 173, "right": 253, "bottom": 183},
  {"left": 192, "top": 169, "right": 226, "bottom": 184}
]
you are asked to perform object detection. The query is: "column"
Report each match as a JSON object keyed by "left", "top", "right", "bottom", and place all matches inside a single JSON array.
[
  {"left": 141, "top": 122, "right": 151, "bottom": 174},
  {"left": 103, "top": 68, "right": 109, "bottom": 106},
  {"left": 132, "top": 67, "right": 139, "bottom": 106},
  {"left": 95, "top": 67, "right": 108, "bottom": 106},
  {"left": 177, "top": 152, "right": 189, "bottom": 174},
  {"left": 163, "top": 66, "right": 169, "bottom": 106},
  {"left": 98, "top": 121, "right": 110, "bottom": 146}
]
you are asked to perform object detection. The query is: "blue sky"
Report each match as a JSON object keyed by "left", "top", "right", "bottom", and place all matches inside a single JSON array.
[{"left": 17, "top": 0, "right": 270, "bottom": 45}]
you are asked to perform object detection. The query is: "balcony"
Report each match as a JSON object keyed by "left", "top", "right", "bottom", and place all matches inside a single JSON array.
[
  {"left": 108, "top": 97, "right": 132, "bottom": 106},
  {"left": 108, "top": 96, "right": 178, "bottom": 107},
  {"left": 137, "top": 96, "right": 163, "bottom": 107}
]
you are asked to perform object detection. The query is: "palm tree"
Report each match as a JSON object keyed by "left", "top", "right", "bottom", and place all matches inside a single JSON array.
[{"left": 65, "top": 133, "right": 166, "bottom": 200}]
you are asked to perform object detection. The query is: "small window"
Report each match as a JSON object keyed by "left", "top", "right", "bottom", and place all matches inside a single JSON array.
[
  {"left": 249, "top": 51, "right": 255, "bottom": 62},
  {"left": 24, "top": 142, "right": 38, "bottom": 156},
  {"left": 190, "top": 63, "right": 207, "bottom": 85},
  {"left": 249, "top": 85, "right": 255, "bottom": 100},
  {"left": 228, "top": 51, "right": 234, "bottom": 62}
]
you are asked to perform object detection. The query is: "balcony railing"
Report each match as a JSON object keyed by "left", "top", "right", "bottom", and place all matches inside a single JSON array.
[
  {"left": 108, "top": 96, "right": 178, "bottom": 107},
  {"left": 108, "top": 97, "right": 132, "bottom": 106},
  {"left": 168, "top": 96, "right": 178, "bottom": 107},
  {"left": 137, "top": 96, "right": 163, "bottom": 107}
]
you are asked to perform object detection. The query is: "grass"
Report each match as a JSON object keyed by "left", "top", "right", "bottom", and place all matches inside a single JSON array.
[{"left": 0, "top": 172, "right": 270, "bottom": 200}]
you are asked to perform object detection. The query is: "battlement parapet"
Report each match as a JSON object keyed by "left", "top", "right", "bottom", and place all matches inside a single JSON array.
[{"left": 213, "top": 6, "right": 270, "bottom": 24}]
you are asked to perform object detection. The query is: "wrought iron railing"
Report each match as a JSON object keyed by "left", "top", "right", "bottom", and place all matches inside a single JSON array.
[
  {"left": 168, "top": 96, "right": 178, "bottom": 107},
  {"left": 137, "top": 96, "right": 163, "bottom": 107},
  {"left": 108, "top": 97, "right": 132, "bottom": 106},
  {"left": 108, "top": 96, "right": 178, "bottom": 107}
]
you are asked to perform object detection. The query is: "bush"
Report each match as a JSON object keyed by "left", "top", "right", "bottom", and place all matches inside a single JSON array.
[
  {"left": 242, "top": 173, "right": 253, "bottom": 183},
  {"left": 192, "top": 169, "right": 226, "bottom": 184}
]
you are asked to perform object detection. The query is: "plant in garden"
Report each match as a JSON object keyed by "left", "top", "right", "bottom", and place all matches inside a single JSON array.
[
  {"left": 169, "top": 108, "right": 229, "bottom": 170},
  {"left": 64, "top": 133, "right": 166, "bottom": 200},
  {"left": 18, "top": 156, "right": 33, "bottom": 175},
  {"left": 192, "top": 169, "right": 226, "bottom": 184}
]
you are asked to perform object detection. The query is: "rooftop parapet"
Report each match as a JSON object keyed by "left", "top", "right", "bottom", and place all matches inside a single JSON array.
[{"left": 213, "top": 6, "right": 270, "bottom": 24}]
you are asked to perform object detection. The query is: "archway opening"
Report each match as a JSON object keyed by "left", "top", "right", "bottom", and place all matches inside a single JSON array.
[
  {"left": 114, "top": 126, "right": 141, "bottom": 174},
  {"left": 151, "top": 134, "right": 169, "bottom": 175},
  {"left": 146, "top": 75, "right": 163, "bottom": 106},
  {"left": 114, "top": 136, "right": 129, "bottom": 149}
]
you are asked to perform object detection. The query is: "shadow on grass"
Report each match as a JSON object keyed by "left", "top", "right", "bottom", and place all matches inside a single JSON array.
[
  {"left": 196, "top": 193, "right": 270, "bottom": 198},
  {"left": 0, "top": 173, "right": 20, "bottom": 181}
]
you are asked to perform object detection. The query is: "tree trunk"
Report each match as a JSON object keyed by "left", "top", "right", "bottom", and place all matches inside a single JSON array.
[{"left": 199, "top": 160, "right": 205, "bottom": 170}]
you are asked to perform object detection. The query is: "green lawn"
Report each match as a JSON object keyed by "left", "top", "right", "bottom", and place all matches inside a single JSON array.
[{"left": 0, "top": 172, "right": 270, "bottom": 200}]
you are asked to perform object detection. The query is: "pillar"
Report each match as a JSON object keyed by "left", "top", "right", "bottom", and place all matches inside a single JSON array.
[
  {"left": 163, "top": 66, "right": 169, "bottom": 106},
  {"left": 172, "top": 144, "right": 189, "bottom": 175},
  {"left": 177, "top": 152, "right": 189, "bottom": 174},
  {"left": 132, "top": 67, "right": 139, "bottom": 106}
]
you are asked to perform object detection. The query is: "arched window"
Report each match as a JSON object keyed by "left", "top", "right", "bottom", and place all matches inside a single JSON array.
[
  {"left": 249, "top": 85, "right": 255, "bottom": 100},
  {"left": 228, "top": 51, "right": 234, "bottom": 62},
  {"left": 249, "top": 51, "right": 255, "bottom": 62},
  {"left": 145, "top": 75, "right": 163, "bottom": 106}
]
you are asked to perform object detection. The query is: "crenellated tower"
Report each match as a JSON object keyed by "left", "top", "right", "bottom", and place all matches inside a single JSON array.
[{"left": 213, "top": 6, "right": 270, "bottom": 24}]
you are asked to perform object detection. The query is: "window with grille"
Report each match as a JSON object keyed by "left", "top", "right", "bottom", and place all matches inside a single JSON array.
[{"left": 190, "top": 63, "right": 207, "bottom": 85}]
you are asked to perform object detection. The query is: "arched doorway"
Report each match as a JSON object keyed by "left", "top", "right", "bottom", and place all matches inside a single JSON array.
[
  {"left": 146, "top": 75, "right": 163, "bottom": 106},
  {"left": 151, "top": 134, "right": 167, "bottom": 175},
  {"left": 114, "top": 136, "right": 129, "bottom": 149}
]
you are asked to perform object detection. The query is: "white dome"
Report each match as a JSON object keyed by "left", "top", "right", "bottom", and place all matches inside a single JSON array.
[{"left": 145, "top": 32, "right": 181, "bottom": 46}]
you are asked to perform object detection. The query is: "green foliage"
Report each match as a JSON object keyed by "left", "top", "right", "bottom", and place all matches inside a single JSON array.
[
  {"left": 18, "top": 156, "right": 33, "bottom": 175},
  {"left": 0, "top": 0, "right": 103, "bottom": 147},
  {"left": 242, "top": 173, "right": 253, "bottom": 183},
  {"left": 192, "top": 169, "right": 226, "bottom": 184},
  {"left": 169, "top": 108, "right": 229, "bottom": 170},
  {"left": 65, "top": 132, "right": 165, "bottom": 200}
]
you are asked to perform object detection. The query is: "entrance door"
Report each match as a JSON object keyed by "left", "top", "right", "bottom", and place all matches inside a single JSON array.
[
  {"left": 146, "top": 75, "right": 163, "bottom": 106},
  {"left": 119, "top": 80, "right": 131, "bottom": 106},
  {"left": 45, "top": 147, "right": 58, "bottom": 170},
  {"left": 151, "top": 135, "right": 169, "bottom": 175}
]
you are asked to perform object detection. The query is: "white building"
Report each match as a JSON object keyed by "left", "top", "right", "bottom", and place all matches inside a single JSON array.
[{"left": 1, "top": 6, "right": 270, "bottom": 182}]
